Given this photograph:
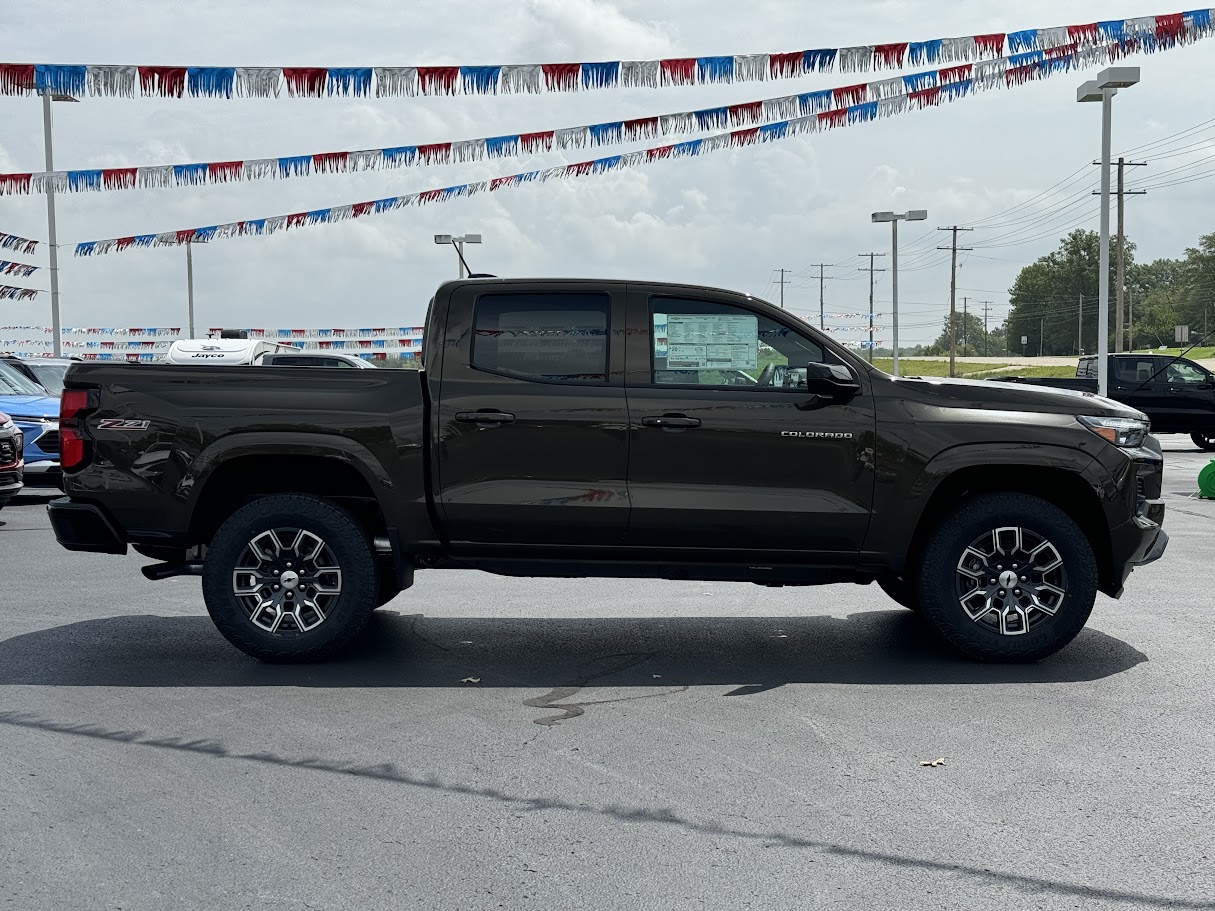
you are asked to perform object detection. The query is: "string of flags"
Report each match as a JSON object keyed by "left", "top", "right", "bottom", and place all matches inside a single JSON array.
[
  {"left": 0, "top": 232, "right": 38, "bottom": 254},
  {"left": 0, "top": 260, "right": 38, "bottom": 277},
  {"left": 1, "top": 338, "right": 424, "bottom": 350},
  {"left": 71, "top": 36, "right": 1186, "bottom": 258},
  {"left": 1, "top": 11, "right": 1208, "bottom": 99},
  {"left": 0, "top": 326, "right": 425, "bottom": 336},
  {"left": 3, "top": 40, "right": 1169, "bottom": 197},
  {"left": 0, "top": 285, "right": 38, "bottom": 301}
]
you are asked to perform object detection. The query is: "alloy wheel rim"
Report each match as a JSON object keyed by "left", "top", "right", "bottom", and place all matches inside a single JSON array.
[
  {"left": 954, "top": 526, "right": 1066, "bottom": 636},
  {"left": 231, "top": 528, "right": 342, "bottom": 633}
]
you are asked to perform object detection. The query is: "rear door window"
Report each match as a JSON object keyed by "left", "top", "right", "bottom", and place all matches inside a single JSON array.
[
  {"left": 472, "top": 292, "right": 610, "bottom": 383},
  {"left": 1114, "top": 359, "right": 1159, "bottom": 384}
]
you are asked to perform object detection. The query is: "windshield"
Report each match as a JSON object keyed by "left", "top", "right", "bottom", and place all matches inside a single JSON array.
[
  {"left": 0, "top": 360, "right": 45, "bottom": 396},
  {"left": 29, "top": 363, "right": 68, "bottom": 394}
]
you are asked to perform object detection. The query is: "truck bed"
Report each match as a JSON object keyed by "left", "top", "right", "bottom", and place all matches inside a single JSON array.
[{"left": 59, "top": 363, "right": 434, "bottom": 552}]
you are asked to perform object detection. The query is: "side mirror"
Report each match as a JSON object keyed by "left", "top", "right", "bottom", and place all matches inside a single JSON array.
[{"left": 804, "top": 362, "right": 861, "bottom": 398}]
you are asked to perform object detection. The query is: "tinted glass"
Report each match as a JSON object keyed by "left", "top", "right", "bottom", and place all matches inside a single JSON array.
[
  {"left": 649, "top": 297, "right": 823, "bottom": 388},
  {"left": 0, "top": 360, "right": 44, "bottom": 395},
  {"left": 473, "top": 292, "right": 610, "bottom": 383},
  {"left": 1114, "top": 359, "right": 1159, "bottom": 383}
]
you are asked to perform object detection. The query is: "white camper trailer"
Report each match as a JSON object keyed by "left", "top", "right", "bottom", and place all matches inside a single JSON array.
[{"left": 163, "top": 337, "right": 300, "bottom": 366}]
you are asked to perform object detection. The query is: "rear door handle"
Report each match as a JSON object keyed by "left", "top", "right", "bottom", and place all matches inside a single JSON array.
[
  {"left": 455, "top": 411, "right": 516, "bottom": 425},
  {"left": 642, "top": 414, "right": 701, "bottom": 430}
]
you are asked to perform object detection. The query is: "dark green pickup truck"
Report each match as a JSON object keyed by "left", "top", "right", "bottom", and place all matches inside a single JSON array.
[
  {"left": 997, "top": 353, "right": 1215, "bottom": 450},
  {"left": 47, "top": 278, "right": 1168, "bottom": 665}
]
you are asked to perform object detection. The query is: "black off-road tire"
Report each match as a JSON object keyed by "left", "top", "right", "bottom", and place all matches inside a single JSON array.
[
  {"left": 202, "top": 494, "right": 378, "bottom": 662},
  {"left": 877, "top": 576, "right": 920, "bottom": 611},
  {"left": 1191, "top": 432, "right": 1215, "bottom": 452},
  {"left": 915, "top": 493, "right": 1098, "bottom": 663}
]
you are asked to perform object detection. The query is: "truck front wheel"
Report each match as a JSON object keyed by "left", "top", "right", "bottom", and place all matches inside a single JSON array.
[
  {"left": 915, "top": 493, "right": 1097, "bottom": 662},
  {"left": 201, "top": 494, "right": 379, "bottom": 662}
]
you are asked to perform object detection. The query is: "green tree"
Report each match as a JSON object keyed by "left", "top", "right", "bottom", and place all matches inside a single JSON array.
[
  {"left": 1005, "top": 230, "right": 1120, "bottom": 356},
  {"left": 929, "top": 310, "right": 991, "bottom": 356}
]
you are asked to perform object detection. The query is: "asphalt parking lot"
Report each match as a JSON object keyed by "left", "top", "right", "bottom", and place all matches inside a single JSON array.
[{"left": 2, "top": 444, "right": 1213, "bottom": 911}]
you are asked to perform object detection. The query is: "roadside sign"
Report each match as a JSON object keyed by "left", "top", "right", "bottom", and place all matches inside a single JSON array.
[
  {"left": 1175, "top": 325, "right": 1191, "bottom": 343},
  {"left": 1021, "top": 335, "right": 1028, "bottom": 345}
]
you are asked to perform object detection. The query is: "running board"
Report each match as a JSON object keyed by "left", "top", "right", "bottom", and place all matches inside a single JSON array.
[{"left": 141, "top": 561, "right": 205, "bottom": 581}]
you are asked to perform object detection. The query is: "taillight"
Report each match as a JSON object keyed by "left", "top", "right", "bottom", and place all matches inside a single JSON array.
[
  {"left": 59, "top": 388, "right": 98, "bottom": 471},
  {"left": 60, "top": 389, "right": 91, "bottom": 423},
  {"left": 60, "top": 428, "right": 85, "bottom": 469}
]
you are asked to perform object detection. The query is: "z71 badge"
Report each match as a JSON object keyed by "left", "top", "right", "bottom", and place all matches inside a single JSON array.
[{"left": 97, "top": 419, "right": 151, "bottom": 431}]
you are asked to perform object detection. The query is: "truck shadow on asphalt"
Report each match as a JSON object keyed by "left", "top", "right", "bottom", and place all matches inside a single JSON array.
[{"left": 0, "top": 609, "right": 1146, "bottom": 688}]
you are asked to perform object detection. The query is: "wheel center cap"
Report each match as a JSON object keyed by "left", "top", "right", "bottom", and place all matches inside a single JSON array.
[
  {"left": 999, "top": 570, "right": 1019, "bottom": 589},
  {"left": 280, "top": 570, "right": 300, "bottom": 590}
]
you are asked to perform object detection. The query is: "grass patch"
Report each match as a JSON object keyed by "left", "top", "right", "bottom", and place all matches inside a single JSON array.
[{"left": 870, "top": 359, "right": 1014, "bottom": 377}]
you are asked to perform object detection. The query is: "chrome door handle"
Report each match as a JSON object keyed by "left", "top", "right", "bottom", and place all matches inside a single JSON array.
[
  {"left": 455, "top": 411, "right": 516, "bottom": 425},
  {"left": 642, "top": 414, "right": 701, "bottom": 429}
]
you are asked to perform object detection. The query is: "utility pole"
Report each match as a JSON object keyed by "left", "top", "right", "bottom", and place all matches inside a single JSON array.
[
  {"left": 858, "top": 253, "right": 886, "bottom": 363},
  {"left": 1093, "top": 158, "right": 1146, "bottom": 352},
  {"left": 981, "top": 301, "right": 993, "bottom": 357},
  {"left": 1127, "top": 289, "right": 1133, "bottom": 351},
  {"left": 810, "top": 263, "right": 833, "bottom": 329},
  {"left": 937, "top": 226, "right": 974, "bottom": 377},
  {"left": 1039, "top": 316, "right": 1045, "bottom": 357},
  {"left": 775, "top": 268, "right": 792, "bottom": 309},
  {"left": 962, "top": 296, "right": 969, "bottom": 355}
]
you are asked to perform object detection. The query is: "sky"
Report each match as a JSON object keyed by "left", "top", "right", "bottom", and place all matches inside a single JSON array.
[{"left": 1, "top": 0, "right": 1214, "bottom": 346}]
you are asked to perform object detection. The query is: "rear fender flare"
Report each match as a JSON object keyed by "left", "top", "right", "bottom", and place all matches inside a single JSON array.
[{"left": 179, "top": 432, "right": 394, "bottom": 507}]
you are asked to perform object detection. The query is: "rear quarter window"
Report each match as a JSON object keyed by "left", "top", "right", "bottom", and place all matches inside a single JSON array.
[{"left": 471, "top": 292, "right": 610, "bottom": 383}]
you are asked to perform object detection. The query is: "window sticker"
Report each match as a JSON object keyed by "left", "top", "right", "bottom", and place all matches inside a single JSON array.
[{"left": 662, "top": 313, "right": 757, "bottom": 370}]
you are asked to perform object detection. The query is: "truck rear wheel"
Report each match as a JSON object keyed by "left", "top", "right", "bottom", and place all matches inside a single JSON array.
[
  {"left": 201, "top": 494, "right": 378, "bottom": 662},
  {"left": 915, "top": 493, "right": 1097, "bottom": 662},
  {"left": 1191, "top": 432, "right": 1215, "bottom": 452}
]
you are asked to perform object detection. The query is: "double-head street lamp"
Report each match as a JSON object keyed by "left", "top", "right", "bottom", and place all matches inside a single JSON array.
[
  {"left": 871, "top": 209, "right": 927, "bottom": 377},
  {"left": 434, "top": 233, "right": 481, "bottom": 279},
  {"left": 1078, "top": 66, "right": 1140, "bottom": 398}
]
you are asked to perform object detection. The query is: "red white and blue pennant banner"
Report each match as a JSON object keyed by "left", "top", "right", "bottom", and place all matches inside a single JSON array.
[
  {"left": 1, "top": 43, "right": 1158, "bottom": 196},
  {"left": 72, "top": 37, "right": 1188, "bottom": 257},
  {"left": 2, "top": 11, "right": 1210, "bottom": 99},
  {"left": 0, "top": 325, "right": 424, "bottom": 336},
  {"left": 0, "top": 232, "right": 38, "bottom": 254},
  {"left": 0, "top": 260, "right": 38, "bottom": 276},
  {"left": 0, "top": 285, "right": 38, "bottom": 300}
]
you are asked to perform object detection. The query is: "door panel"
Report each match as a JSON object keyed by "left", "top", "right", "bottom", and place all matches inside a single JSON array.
[
  {"left": 623, "top": 287, "right": 875, "bottom": 556},
  {"left": 1160, "top": 357, "right": 1215, "bottom": 432},
  {"left": 435, "top": 284, "right": 630, "bottom": 546}
]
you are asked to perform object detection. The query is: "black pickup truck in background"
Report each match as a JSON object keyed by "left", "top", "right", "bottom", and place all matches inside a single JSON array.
[
  {"left": 48, "top": 278, "right": 1168, "bottom": 664},
  {"left": 996, "top": 353, "right": 1215, "bottom": 450}
]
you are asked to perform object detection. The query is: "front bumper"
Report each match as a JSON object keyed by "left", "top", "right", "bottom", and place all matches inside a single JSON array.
[
  {"left": 1109, "top": 498, "right": 1168, "bottom": 596},
  {"left": 47, "top": 498, "right": 128, "bottom": 554},
  {"left": 0, "top": 466, "right": 22, "bottom": 502}
]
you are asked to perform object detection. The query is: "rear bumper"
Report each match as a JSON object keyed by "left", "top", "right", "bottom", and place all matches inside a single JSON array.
[{"left": 47, "top": 498, "right": 128, "bottom": 555}]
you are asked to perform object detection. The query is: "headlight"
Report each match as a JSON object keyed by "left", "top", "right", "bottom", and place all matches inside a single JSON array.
[{"left": 1078, "top": 415, "right": 1149, "bottom": 448}]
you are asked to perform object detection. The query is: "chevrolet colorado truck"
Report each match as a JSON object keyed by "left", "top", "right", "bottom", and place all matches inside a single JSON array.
[
  {"left": 996, "top": 353, "right": 1215, "bottom": 450},
  {"left": 48, "top": 278, "right": 1168, "bottom": 663}
]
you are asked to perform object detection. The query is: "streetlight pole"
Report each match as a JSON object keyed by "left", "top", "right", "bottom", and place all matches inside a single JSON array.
[
  {"left": 1078, "top": 67, "right": 1140, "bottom": 398},
  {"left": 434, "top": 234, "right": 482, "bottom": 278},
  {"left": 871, "top": 209, "right": 927, "bottom": 377},
  {"left": 186, "top": 240, "right": 195, "bottom": 339},
  {"left": 41, "top": 91, "right": 62, "bottom": 358}
]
